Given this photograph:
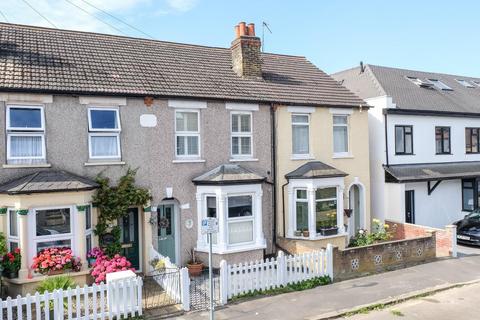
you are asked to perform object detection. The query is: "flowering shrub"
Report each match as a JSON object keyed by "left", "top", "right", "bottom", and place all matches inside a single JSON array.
[
  {"left": 348, "top": 219, "right": 393, "bottom": 248},
  {"left": 31, "top": 247, "right": 82, "bottom": 275},
  {"left": 2, "top": 248, "right": 21, "bottom": 273},
  {"left": 87, "top": 247, "right": 104, "bottom": 260},
  {"left": 90, "top": 254, "right": 135, "bottom": 284}
]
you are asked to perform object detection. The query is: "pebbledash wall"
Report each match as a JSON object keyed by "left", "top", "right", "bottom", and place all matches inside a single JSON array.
[
  {"left": 332, "top": 220, "right": 456, "bottom": 281},
  {"left": 0, "top": 94, "right": 274, "bottom": 269}
]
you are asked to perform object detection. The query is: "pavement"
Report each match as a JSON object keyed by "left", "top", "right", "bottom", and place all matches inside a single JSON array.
[
  {"left": 170, "top": 244, "right": 480, "bottom": 320},
  {"left": 347, "top": 281, "right": 480, "bottom": 320}
]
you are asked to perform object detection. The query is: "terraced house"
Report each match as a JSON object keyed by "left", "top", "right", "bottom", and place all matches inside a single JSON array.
[{"left": 0, "top": 21, "right": 370, "bottom": 293}]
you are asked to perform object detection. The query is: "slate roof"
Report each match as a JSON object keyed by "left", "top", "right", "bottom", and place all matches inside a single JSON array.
[
  {"left": 0, "top": 170, "right": 99, "bottom": 194},
  {"left": 384, "top": 162, "right": 480, "bottom": 183},
  {"left": 285, "top": 161, "right": 347, "bottom": 179},
  {"left": 0, "top": 22, "right": 367, "bottom": 107},
  {"left": 332, "top": 64, "right": 480, "bottom": 114},
  {"left": 192, "top": 164, "right": 265, "bottom": 185}
]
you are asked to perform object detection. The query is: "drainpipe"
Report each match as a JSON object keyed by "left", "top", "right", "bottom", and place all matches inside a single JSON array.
[{"left": 270, "top": 103, "right": 278, "bottom": 247}]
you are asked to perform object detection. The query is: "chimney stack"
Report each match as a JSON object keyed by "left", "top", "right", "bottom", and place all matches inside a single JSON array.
[{"left": 231, "top": 22, "right": 262, "bottom": 78}]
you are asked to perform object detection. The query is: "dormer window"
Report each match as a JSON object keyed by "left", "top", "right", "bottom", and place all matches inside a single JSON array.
[
  {"left": 428, "top": 79, "right": 452, "bottom": 91},
  {"left": 456, "top": 79, "right": 476, "bottom": 88}
]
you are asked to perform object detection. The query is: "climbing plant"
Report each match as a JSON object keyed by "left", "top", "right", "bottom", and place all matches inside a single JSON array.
[{"left": 93, "top": 168, "right": 151, "bottom": 257}]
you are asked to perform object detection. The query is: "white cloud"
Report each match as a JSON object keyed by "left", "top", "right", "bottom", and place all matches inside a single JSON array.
[{"left": 166, "top": 0, "right": 198, "bottom": 12}]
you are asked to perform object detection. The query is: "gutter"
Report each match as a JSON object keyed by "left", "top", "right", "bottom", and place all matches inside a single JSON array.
[{"left": 384, "top": 108, "right": 480, "bottom": 118}]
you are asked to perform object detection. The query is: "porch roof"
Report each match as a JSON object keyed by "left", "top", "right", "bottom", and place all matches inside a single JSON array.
[
  {"left": 384, "top": 161, "right": 480, "bottom": 183},
  {"left": 0, "top": 170, "right": 99, "bottom": 195},
  {"left": 192, "top": 164, "right": 265, "bottom": 185},
  {"left": 285, "top": 161, "right": 347, "bottom": 180}
]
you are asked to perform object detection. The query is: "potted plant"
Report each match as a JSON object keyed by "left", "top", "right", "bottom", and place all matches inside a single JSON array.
[
  {"left": 294, "top": 230, "right": 302, "bottom": 237},
  {"left": 302, "top": 229, "right": 310, "bottom": 237},
  {"left": 2, "top": 248, "right": 21, "bottom": 279},
  {"left": 31, "top": 247, "right": 82, "bottom": 276},
  {"left": 186, "top": 248, "right": 203, "bottom": 277},
  {"left": 318, "top": 214, "right": 339, "bottom": 236},
  {"left": 90, "top": 254, "right": 135, "bottom": 284},
  {"left": 87, "top": 247, "right": 104, "bottom": 267}
]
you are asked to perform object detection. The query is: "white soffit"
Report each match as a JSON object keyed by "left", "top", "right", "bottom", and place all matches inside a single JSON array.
[
  {"left": 79, "top": 96, "right": 127, "bottom": 106},
  {"left": 0, "top": 93, "right": 53, "bottom": 104},
  {"left": 168, "top": 99, "right": 207, "bottom": 109},
  {"left": 225, "top": 102, "right": 259, "bottom": 111},
  {"left": 329, "top": 107, "right": 353, "bottom": 115}
]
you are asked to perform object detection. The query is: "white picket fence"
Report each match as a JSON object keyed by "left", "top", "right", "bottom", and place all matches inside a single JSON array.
[
  {"left": 149, "top": 244, "right": 191, "bottom": 311},
  {"left": 0, "top": 277, "right": 142, "bottom": 320},
  {"left": 219, "top": 244, "right": 333, "bottom": 302}
]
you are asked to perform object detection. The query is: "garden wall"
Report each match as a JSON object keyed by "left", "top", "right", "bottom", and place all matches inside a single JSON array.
[
  {"left": 332, "top": 234, "right": 436, "bottom": 281},
  {"left": 385, "top": 220, "right": 457, "bottom": 258}
]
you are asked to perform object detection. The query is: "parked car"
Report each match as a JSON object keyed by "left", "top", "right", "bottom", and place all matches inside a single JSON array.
[{"left": 454, "top": 210, "right": 480, "bottom": 245}]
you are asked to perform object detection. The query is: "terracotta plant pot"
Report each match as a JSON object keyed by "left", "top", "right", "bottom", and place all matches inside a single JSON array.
[
  {"left": 294, "top": 230, "right": 302, "bottom": 237},
  {"left": 47, "top": 269, "right": 65, "bottom": 276},
  {"left": 302, "top": 230, "right": 310, "bottom": 237},
  {"left": 187, "top": 263, "right": 203, "bottom": 277}
]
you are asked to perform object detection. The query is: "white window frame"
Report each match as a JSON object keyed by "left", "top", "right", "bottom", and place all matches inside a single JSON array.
[
  {"left": 291, "top": 113, "right": 311, "bottom": 157},
  {"left": 204, "top": 194, "right": 218, "bottom": 245},
  {"left": 88, "top": 132, "right": 122, "bottom": 159},
  {"left": 456, "top": 79, "right": 476, "bottom": 88},
  {"left": 226, "top": 193, "right": 256, "bottom": 247},
  {"left": 30, "top": 206, "right": 76, "bottom": 267},
  {"left": 333, "top": 114, "right": 350, "bottom": 156},
  {"left": 85, "top": 205, "right": 93, "bottom": 255},
  {"left": 315, "top": 187, "right": 338, "bottom": 231},
  {"left": 427, "top": 79, "right": 453, "bottom": 90},
  {"left": 294, "top": 188, "right": 308, "bottom": 232},
  {"left": 230, "top": 111, "right": 253, "bottom": 158},
  {"left": 6, "top": 133, "right": 46, "bottom": 160},
  {"left": 6, "top": 105, "right": 45, "bottom": 131},
  {"left": 7, "top": 209, "right": 19, "bottom": 251},
  {"left": 175, "top": 109, "right": 201, "bottom": 158},
  {"left": 87, "top": 107, "right": 121, "bottom": 132}
]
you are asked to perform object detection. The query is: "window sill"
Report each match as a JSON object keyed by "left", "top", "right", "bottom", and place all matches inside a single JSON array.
[
  {"left": 196, "top": 243, "right": 266, "bottom": 255},
  {"left": 229, "top": 158, "right": 259, "bottom": 162},
  {"left": 435, "top": 153, "right": 452, "bottom": 155},
  {"left": 172, "top": 159, "right": 206, "bottom": 163},
  {"left": 395, "top": 153, "right": 415, "bottom": 156},
  {"left": 288, "top": 232, "right": 348, "bottom": 241},
  {"left": 84, "top": 161, "right": 125, "bottom": 166},
  {"left": 3, "top": 163, "right": 51, "bottom": 169},
  {"left": 332, "top": 153, "right": 354, "bottom": 159},
  {"left": 291, "top": 154, "right": 315, "bottom": 160}
]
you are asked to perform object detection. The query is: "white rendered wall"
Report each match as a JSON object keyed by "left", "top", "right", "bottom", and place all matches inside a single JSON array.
[
  {"left": 405, "top": 180, "right": 466, "bottom": 228},
  {"left": 387, "top": 114, "right": 480, "bottom": 165},
  {"left": 384, "top": 182, "right": 405, "bottom": 223}
]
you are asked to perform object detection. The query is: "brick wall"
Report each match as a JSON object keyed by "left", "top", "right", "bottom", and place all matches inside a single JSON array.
[
  {"left": 385, "top": 220, "right": 456, "bottom": 258},
  {"left": 333, "top": 235, "right": 436, "bottom": 281}
]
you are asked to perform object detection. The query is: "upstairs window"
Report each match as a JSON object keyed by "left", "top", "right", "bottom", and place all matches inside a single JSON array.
[
  {"left": 292, "top": 114, "right": 310, "bottom": 155},
  {"left": 333, "top": 115, "right": 349, "bottom": 154},
  {"left": 466, "top": 128, "right": 480, "bottom": 154},
  {"left": 175, "top": 110, "right": 200, "bottom": 158},
  {"left": 395, "top": 125, "right": 413, "bottom": 155},
  {"left": 427, "top": 79, "right": 452, "bottom": 91},
  {"left": 6, "top": 105, "right": 46, "bottom": 165},
  {"left": 88, "top": 108, "right": 121, "bottom": 159},
  {"left": 456, "top": 79, "right": 475, "bottom": 88},
  {"left": 231, "top": 112, "right": 252, "bottom": 158},
  {"left": 435, "top": 127, "right": 451, "bottom": 154}
]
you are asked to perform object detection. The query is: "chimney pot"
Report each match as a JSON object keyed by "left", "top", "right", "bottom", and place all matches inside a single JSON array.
[
  {"left": 234, "top": 25, "right": 240, "bottom": 38},
  {"left": 239, "top": 22, "right": 247, "bottom": 36},
  {"left": 247, "top": 23, "right": 255, "bottom": 36}
]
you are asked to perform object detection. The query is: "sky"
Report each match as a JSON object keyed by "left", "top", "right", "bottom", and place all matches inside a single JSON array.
[{"left": 1, "top": 0, "right": 479, "bottom": 77}]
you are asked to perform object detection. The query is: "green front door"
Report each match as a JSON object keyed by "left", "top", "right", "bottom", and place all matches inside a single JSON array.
[
  {"left": 157, "top": 204, "right": 176, "bottom": 263},
  {"left": 119, "top": 208, "right": 140, "bottom": 270}
]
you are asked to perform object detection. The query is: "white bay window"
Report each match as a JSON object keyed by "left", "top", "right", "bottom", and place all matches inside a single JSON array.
[
  {"left": 88, "top": 108, "right": 121, "bottom": 160},
  {"left": 34, "top": 207, "right": 73, "bottom": 254},
  {"left": 196, "top": 184, "right": 265, "bottom": 254},
  {"left": 7, "top": 209, "right": 19, "bottom": 252},
  {"left": 6, "top": 105, "right": 46, "bottom": 165}
]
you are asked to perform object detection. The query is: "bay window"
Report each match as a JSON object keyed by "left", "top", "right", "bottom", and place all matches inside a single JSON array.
[
  {"left": 85, "top": 205, "right": 93, "bottom": 255},
  {"left": 196, "top": 184, "right": 265, "bottom": 254},
  {"left": 88, "top": 108, "right": 121, "bottom": 159},
  {"left": 292, "top": 114, "right": 310, "bottom": 156},
  {"left": 231, "top": 112, "right": 252, "bottom": 158},
  {"left": 295, "top": 189, "right": 308, "bottom": 232},
  {"left": 6, "top": 105, "right": 46, "bottom": 164},
  {"left": 34, "top": 207, "right": 73, "bottom": 254},
  {"left": 315, "top": 188, "right": 338, "bottom": 233},
  {"left": 175, "top": 110, "right": 200, "bottom": 158},
  {"left": 333, "top": 115, "right": 349, "bottom": 154}
]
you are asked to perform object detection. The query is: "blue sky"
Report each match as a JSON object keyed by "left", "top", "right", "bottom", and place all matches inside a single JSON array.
[{"left": 3, "top": 0, "right": 480, "bottom": 76}]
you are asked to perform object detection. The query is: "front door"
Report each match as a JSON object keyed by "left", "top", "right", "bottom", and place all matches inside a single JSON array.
[
  {"left": 405, "top": 190, "right": 415, "bottom": 224},
  {"left": 157, "top": 204, "right": 176, "bottom": 263},
  {"left": 119, "top": 208, "right": 140, "bottom": 270}
]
